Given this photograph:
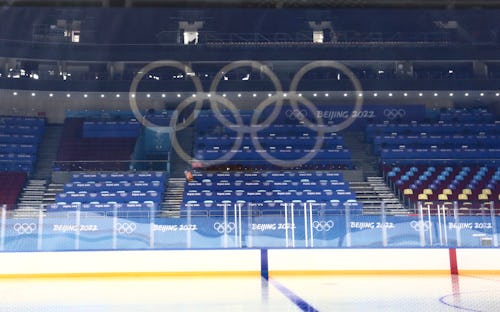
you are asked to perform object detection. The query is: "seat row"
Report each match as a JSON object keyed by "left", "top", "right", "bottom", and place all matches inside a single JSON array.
[
  {"left": 381, "top": 148, "right": 500, "bottom": 162},
  {"left": 56, "top": 190, "right": 162, "bottom": 204},
  {"left": 0, "top": 116, "right": 45, "bottom": 126},
  {"left": 184, "top": 189, "right": 355, "bottom": 202},
  {"left": 373, "top": 135, "right": 500, "bottom": 154},
  {"left": 186, "top": 181, "right": 349, "bottom": 192},
  {"left": 192, "top": 171, "right": 343, "bottom": 180},
  {"left": 195, "top": 148, "right": 352, "bottom": 160},
  {"left": 47, "top": 202, "right": 156, "bottom": 215},
  {"left": 366, "top": 122, "right": 500, "bottom": 139},
  {"left": 71, "top": 171, "right": 166, "bottom": 183},
  {"left": 64, "top": 181, "right": 165, "bottom": 193},
  {"left": 195, "top": 135, "right": 344, "bottom": 149}
]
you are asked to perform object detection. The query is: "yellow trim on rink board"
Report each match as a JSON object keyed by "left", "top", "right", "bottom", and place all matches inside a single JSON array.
[
  {"left": 1, "top": 270, "right": 499, "bottom": 279},
  {"left": 458, "top": 270, "right": 500, "bottom": 275},
  {"left": 0, "top": 271, "right": 261, "bottom": 279},
  {"left": 269, "top": 270, "right": 453, "bottom": 276}
]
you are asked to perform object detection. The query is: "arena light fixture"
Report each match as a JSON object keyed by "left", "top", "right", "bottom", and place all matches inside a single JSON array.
[
  {"left": 161, "top": 94, "right": 166, "bottom": 98},
  {"left": 324, "top": 93, "right": 329, "bottom": 97},
  {"left": 252, "top": 93, "right": 257, "bottom": 97},
  {"left": 84, "top": 94, "right": 88, "bottom": 98},
  {"left": 222, "top": 94, "right": 227, "bottom": 97},
  {"left": 465, "top": 93, "right": 469, "bottom": 97},
  {"left": 177, "top": 94, "right": 181, "bottom": 98},
  {"left": 373, "top": 93, "right": 378, "bottom": 97},
  {"left": 66, "top": 93, "right": 71, "bottom": 98},
  {"left": 343, "top": 93, "right": 348, "bottom": 97},
  {"left": 496, "top": 93, "right": 499, "bottom": 97},
  {"left": 146, "top": 94, "right": 151, "bottom": 98},
  {"left": 100, "top": 94, "right": 105, "bottom": 98},
  {"left": 49, "top": 93, "right": 54, "bottom": 97},
  {"left": 237, "top": 93, "right": 242, "bottom": 97},
  {"left": 12, "top": 92, "right": 17, "bottom": 96},
  {"left": 433, "top": 93, "right": 438, "bottom": 97},
  {"left": 449, "top": 93, "right": 454, "bottom": 97},
  {"left": 480, "top": 92, "right": 484, "bottom": 97},
  {"left": 313, "top": 93, "right": 317, "bottom": 97},
  {"left": 116, "top": 94, "right": 120, "bottom": 98},
  {"left": 388, "top": 93, "right": 393, "bottom": 97},
  {"left": 31, "top": 92, "right": 36, "bottom": 97},
  {"left": 418, "top": 93, "right": 423, "bottom": 97},
  {"left": 403, "top": 92, "right": 408, "bottom": 97}
]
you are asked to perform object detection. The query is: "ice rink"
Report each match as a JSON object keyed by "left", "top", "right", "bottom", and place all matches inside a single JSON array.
[{"left": 0, "top": 273, "right": 499, "bottom": 311}]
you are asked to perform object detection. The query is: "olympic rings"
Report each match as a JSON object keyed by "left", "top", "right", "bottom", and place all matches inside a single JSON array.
[
  {"left": 250, "top": 93, "right": 325, "bottom": 167},
  {"left": 410, "top": 220, "right": 432, "bottom": 232},
  {"left": 213, "top": 222, "right": 236, "bottom": 234},
  {"left": 285, "top": 109, "right": 309, "bottom": 120},
  {"left": 289, "top": 60, "right": 363, "bottom": 133},
  {"left": 114, "top": 222, "right": 137, "bottom": 235},
  {"left": 128, "top": 59, "right": 364, "bottom": 168},
  {"left": 170, "top": 93, "right": 245, "bottom": 167},
  {"left": 312, "top": 220, "right": 334, "bottom": 232},
  {"left": 209, "top": 60, "right": 284, "bottom": 133},
  {"left": 383, "top": 108, "right": 406, "bottom": 120},
  {"left": 129, "top": 60, "right": 204, "bottom": 133},
  {"left": 13, "top": 223, "right": 37, "bottom": 235}
]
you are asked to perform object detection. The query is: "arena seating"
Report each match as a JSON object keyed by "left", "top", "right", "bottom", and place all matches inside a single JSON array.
[
  {"left": 193, "top": 111, "right": 353, "bottom": 170},
  {"left": 437, "top": 108, "right": 494, "bottom": 123},
  {"left": 181, "top": 171, "right": 361, "bottom": 217},
  {"left": 0, "top": 116, "right": 45, "bottom": 173},
  {"left": 55, "top": 117, "right": 140, "bottom": 171},
  {"left": 384, "top": 164, "right": 499, "bottom": 213},
  {"left": 48, "top": 171, "right": 167, "bottom": 216},
  {"left": 374, "top": 109, "right": 499, "bottom": 214}
]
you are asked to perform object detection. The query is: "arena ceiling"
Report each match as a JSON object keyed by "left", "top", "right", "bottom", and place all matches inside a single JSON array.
[{"left": 1, "top": 0, "right": 500, "bottom": 8}]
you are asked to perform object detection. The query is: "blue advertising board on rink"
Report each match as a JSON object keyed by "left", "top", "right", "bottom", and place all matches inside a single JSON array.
[{"left": 1, "top": 208, "right": 498, "bottom": 251}]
